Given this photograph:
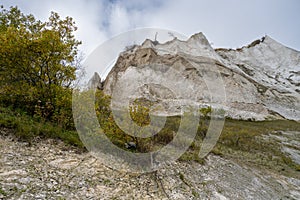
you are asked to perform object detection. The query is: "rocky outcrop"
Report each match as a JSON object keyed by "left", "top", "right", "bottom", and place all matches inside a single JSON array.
[
  {"left": 88, "top": 72, "right": 102, "bottom": 90},
  {"left": 102, "top": 33, "right": 300, "bottom": 121}
]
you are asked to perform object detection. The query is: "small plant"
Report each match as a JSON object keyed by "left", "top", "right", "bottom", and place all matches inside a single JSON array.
[
  {"left": 179, "top": 172, "right": 185, "bottom": 182},
  {"left": 192, "top": 189, "right": 199, "bottom": 198},
  {"left": 0, "top": 188, "right": 7, "bottom": 196},
  {"left": 199, "top": 106, "right": 212, "bottom": 119}
]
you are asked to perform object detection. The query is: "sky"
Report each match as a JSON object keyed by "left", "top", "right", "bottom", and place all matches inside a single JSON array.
[
  {"left": 2, "top": 0, "right": 300, "bottom": 54},
  {"left": 1, "top": 0, "right": 300, "bottom": 80}
]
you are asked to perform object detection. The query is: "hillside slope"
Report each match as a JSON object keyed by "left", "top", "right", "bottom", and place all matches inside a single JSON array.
[{"left": 1, "top": 132, "right": 299, "bottom": 199}]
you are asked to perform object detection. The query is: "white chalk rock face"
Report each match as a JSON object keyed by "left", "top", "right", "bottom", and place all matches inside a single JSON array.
[
  {"left": 216, "top": 36, "right": 300, "bottom": 120},
  {"left": 102, "top": 33, "right": 300, "bottom": 121}
]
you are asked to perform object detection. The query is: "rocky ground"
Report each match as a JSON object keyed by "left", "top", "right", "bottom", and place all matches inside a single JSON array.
[
  {"left": 0, "top": 129, "right": 299, "bottom": 200},
  {"left": 263, "top": 131, "right": 300, "bottom": 165}
]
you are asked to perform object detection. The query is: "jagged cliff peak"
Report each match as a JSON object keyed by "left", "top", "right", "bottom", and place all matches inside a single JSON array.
[
  {"left": 138, "top": 32, "right": 219, "bottom": 60},
  {"left": 187, "top": 32, "right": 211, "bottom": 46},
  {"left": 140, "top": 32, "right": 211, "bottom": 48}
]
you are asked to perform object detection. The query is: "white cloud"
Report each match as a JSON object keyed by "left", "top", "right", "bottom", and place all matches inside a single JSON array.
[
  {"left": 2, "top": 0, "right": 300, "bottom": 60},
  {"left": 141, "top": 0, "right": 300, "bottom": 50},
  {"left": 108, "top": 3, "right": 131, "bottom": 34}
]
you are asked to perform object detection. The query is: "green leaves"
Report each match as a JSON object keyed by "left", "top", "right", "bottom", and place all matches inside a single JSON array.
[{"left": 0, "top": 5, "right": 81, "bottom": 127}]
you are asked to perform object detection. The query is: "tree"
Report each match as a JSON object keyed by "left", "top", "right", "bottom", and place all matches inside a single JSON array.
[
  {"left": 129, "top": 102, "right": 151, "bottom": 149},
  {"left": 0, "top": 6, "right": 81, "bottom": 125}
]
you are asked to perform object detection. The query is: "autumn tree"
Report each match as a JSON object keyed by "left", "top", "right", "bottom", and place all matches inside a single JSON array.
[{"left": 0, "top": 6, "right": 81, "bottom": 128}]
